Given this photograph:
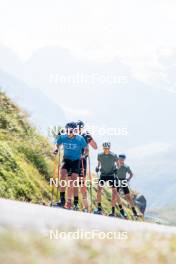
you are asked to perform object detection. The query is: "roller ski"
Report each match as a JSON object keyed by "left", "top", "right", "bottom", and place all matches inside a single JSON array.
[
  {"left": 64, "top": 200, "right": 72, "bottom": 210},
  {"left": 132, "top": 212, "right": 144, "bottom": 221},
  {"left": 109, "top": 212, "right": 116, "bottom": 217},
  {"left": 82, "top": 208, "right": 89, "bottom": 213},
  {"left": 131, "top": 207, "right": 143, "bottom": 220},
  {"left": 94, "top": 207, "right": 103, "bottom": 215},
  {"left": 119, "top": 209, "right": 128, "bottom": 220},
  {"left": 108, "top": 207, "right": 116, "bottom": 217},
  {"left": 73, "top": 204, "right": 79, "bottom": 211},
  {"left": 50, "top": 200, "right": 65, "bottom": 208}
]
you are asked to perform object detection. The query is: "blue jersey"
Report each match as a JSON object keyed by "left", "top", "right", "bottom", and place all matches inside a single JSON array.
[{"left": 56, "top": 134, "right": 87, "bottom": 160}]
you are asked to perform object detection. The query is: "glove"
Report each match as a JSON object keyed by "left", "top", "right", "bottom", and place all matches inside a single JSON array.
[
  {"left": 86, "top": 132, "right": 93, "bottom": 143},
  {"left": 53, "top": 149, "right": 58, "bottom": 155},
  {"left": 113, "top": 168, "right": 118, "bottom": 174},
  {"left": 95, "top": 167, "right": 100, "bottom": 173}
]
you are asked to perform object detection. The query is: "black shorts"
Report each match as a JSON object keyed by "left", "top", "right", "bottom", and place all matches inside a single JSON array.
[
  {"left": 99, "top": 174, "right": 116, "bottom": 187},
  {"left": 116, "top": 179, "right": 130, "bottom": 195},
  {"left": 62, "top": 159, "right": 80, "bottom": 176},
  {"left": 79, "top": 157, "right": 87, "bottom": 177}
]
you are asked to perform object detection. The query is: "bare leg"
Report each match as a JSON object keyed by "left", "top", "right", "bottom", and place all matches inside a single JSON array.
[
  {"left": 60, "top": 169, "right": 67, "bottom": 192},
  {"left": 79, "top": 177, "right": 88, "bottom": 209},
  {"left": 125, "top": 193, "right": 138, "bottom": 216},
  {"left": 116, "top": 190, "right": 123, "bottom": 205},
  {"left": 125, "top": 193, "right": 135, "bottom": 207},
  {"left": 80, "top": 183, "right": 88, "bottom": 209},
  {"left": 97, "top": 185, "right": 103, "bottom": 204},
  {"left": 112, "top": 187, "right": 117, "bottom": 207},
  {"left": 72, "top": 172, "right": 79, "bottom": 198},
  {"left": 116, "top": 189, "right": 127, "bottom": 217},
  {"left": 67, "top": 173, "right": 78, "bottom": 202}
]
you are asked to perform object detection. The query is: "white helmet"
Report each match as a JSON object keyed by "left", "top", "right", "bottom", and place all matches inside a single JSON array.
[{"left": 102, "top": 142, "right": 111, "bottom": 149}]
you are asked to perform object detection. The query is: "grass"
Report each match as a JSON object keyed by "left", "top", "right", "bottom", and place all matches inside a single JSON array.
[
  {"left": 0, "top": 91, "right": 53, "bottom": 204},
  {"left": 0, "top": 228, "right": 175, "bottom": 264}
]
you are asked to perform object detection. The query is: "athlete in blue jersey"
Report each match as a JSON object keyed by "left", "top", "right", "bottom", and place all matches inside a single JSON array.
[{"left": 54, "top": 122, "right": 88, "bottom": 209}]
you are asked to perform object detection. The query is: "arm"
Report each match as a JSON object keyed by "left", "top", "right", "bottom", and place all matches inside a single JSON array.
[
  {"left": 83, "top": 147, "right": 89, "bottom": 156},
  {"left": 80, "top": 136, "right": 88, "bottom": 156},
  {"left": 115, "top": 154, "right": 119, "bottom": 168},
  {"left": 115, "top": 159, "right": 119, "bottom": 168},
  {"left": 95, "top": 155, "right": 101, "bottom": 172},
  {"left": 127, "top": 167, "right": 133, "bottom": 181},
  {"left": 97, "top": 160, "right": 101, "bottom": 169},
  {"left": 53, "top": 136, "right": 63, "bottom": 155},
  {"left": 89, "top": 139, "right": 98, "bottom": 150},
  {"left": 86, "top": 132, "right": 98, "bottom": 150}
]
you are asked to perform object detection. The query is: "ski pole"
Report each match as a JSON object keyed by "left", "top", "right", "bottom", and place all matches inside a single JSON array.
[
  {"left": 51, "top": 155, "right": 57, "bottom": 206},
  {"left": 56, "top": 147, "right": 61, "bottom": 202},
  {"left": 88, "top": 154, "right": 93, "bottom": 212},
  {"left": 80, "top": 157, "right": 86, "bottom": 210},
  {"left": 81, "top": 157, "right": 87, "bottom": 194}
]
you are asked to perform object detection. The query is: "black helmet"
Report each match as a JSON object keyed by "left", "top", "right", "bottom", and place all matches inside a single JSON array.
[
  {"left": 102, "top": 142, "right": 111, "bottom": 149},
  {"left": 76, "top": 120, "right": 85, "bottom": 129},
  {"left": 119, "top": 154, "right": 126, "bottom": 160},
  {"left": 65, "top": 122, "right": 77, "bottom": 129}
]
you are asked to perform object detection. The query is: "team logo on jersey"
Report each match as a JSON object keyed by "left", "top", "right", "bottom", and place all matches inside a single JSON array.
[{"left": 64, "top": 143, "right": 78, "bottom": 150}]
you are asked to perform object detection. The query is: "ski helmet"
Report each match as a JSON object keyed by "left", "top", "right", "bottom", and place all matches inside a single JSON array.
[
  {"left": 76, "top": 120, "right": 85, "bottom": 129},
  {"left": 119, "top": 154, "right": 126, "bottom": 160},
  {"left": 65, "top": 122, "right": 77, "bottom": 130},
  {"left": 102, "top": 142, "right": 111, "bottom": 149}
]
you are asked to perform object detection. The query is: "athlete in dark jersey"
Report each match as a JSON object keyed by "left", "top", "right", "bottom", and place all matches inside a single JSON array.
[
  {"left": 116, "top": 154, "right": 138, "bottom": 217},
  {"left": 75, "top": 120, "right": 97, "bottom": 211},
  {"left": 94, "top": 142, "right": 127, "bottom": 218}
]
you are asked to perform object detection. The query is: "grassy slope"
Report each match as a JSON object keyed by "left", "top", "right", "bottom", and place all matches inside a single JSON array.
[{"left": 0, "top": 91, "right": 53, "bottom": 203}]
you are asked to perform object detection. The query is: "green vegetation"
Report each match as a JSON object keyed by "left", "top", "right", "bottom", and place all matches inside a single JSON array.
[{"left": 0, "top": 91, "right": 53, "bottom": 203}]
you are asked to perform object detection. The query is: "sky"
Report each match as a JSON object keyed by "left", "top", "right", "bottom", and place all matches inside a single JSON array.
[
  {"left": 1, "top": 0, "right": 176, "bottom": 84},
  {"left": 1, "top": 0, "right": 176, "bottom": 201}
]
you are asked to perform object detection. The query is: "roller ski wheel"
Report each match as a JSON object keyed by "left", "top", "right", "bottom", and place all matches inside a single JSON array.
[
  {"left": 82, "top": 208, "right": 89, "bottom": 213},
  {"left": 108, "top": 212, "right": 116, "bottom": 217},
  {"left": 119, "top": 211, "right": 128, "bottom": 220},
  {"left": 132, "top": 213, "right": 144, "bottom": 221},
  {"left": 50, "top": 201, "right": 65, "bottom": 208},
  {"left": 73, "top": 205, "right": 79, "bottom": 211},
  {"left": 94, "top": 208, "right": 103, "bottom": 215}
]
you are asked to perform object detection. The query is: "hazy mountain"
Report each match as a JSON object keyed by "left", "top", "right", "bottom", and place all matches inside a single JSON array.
[
  {"left": 0, "top": 69, "right": 65, "bottom": 134},
  {"left": 0, "top": 45, "right": 22, "bottom": 77},
  {"left": 129, "top": 143, "right": 176, "bottom": 209},
  {"left": 16, "top": 46, "right": 176, "bottom": 148}
]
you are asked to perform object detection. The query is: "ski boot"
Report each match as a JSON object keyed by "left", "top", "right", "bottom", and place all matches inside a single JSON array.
[
  {"left": 132, "top": 207, "right": 141, "bottom": 220},
  {"left": 73, "top": 204, "right": 79, "bottom": 211},
  {"left": 82, "top": 208, "right": 89, "bottom": 213},
  {"left": 109, "top": 212, "right": 116, "bottom": 217},
  {"left": 51, "top": 200, "right": 65, "bottom": 208},
  {"left": 120, "top": 209, "right": 128, "bottom": 220},
  {"left": 94, "top": 208, "right": 103, "bottom": 215},
  {"left": 65, "top": 200, "right": 72, "bottom": 210}
]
